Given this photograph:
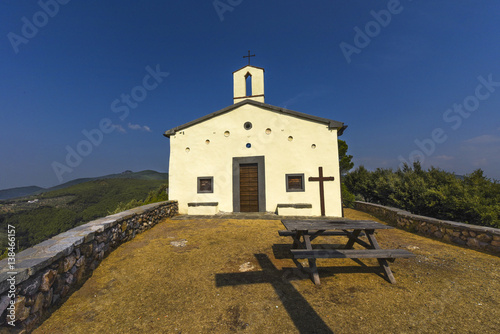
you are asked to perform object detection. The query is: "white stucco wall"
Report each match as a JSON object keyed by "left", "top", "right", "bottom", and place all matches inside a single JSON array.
[{"left": 168, "top": 103, "right": 342, "bottom": 216}]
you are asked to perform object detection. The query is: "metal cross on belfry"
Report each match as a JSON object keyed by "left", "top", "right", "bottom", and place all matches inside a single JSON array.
[
  {"left": 243, "top": 50, "right": 255, "bottom": 65},
  {"left": 308, "top": 167, "right": 335, "bottom": 216}
]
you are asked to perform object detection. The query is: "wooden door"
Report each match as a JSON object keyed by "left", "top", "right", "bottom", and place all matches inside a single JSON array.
[{"left": 239, "top": 163, "right": 259, "bottom": 212}]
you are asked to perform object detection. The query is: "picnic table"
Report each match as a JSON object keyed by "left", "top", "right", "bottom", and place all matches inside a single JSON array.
[{"left": 279, "top": 219, "right": 415, "bottom": 285}]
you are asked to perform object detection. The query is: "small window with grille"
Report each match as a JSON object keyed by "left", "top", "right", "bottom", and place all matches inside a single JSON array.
[
  {"left": 197, "top": 177, "right": 214, "bottom": 193},
  {"left": 286, "top": 174, "right": 305, "bottom": 192}
]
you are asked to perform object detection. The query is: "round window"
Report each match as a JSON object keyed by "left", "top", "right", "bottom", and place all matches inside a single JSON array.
[{"left": 244, "top": 122, "right": 252, "bottom": 130}]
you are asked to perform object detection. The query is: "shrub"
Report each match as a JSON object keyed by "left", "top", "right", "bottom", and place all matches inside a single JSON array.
[
  {"left": 345, "top": 163, "right": 499, "bottom": 228},
  {"left": 341, "top": 183, "right": 355, "bottom": 208}
]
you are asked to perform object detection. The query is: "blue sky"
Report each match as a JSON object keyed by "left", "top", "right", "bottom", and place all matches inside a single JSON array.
[{"left": 1, "top": 0, "right": 500, "bottom": 189}]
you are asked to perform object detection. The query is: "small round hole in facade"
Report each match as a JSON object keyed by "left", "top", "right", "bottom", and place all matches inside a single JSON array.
[
  {"left": 246, "top": 143, "right": 251, "bottom": 148},
  {"left": 244, "top": 122, "right": 252, "bottom": 130}
]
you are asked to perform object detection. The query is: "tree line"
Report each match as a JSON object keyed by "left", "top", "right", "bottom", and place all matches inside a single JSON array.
[{"left": 343, "top": 162, "right": 500, "bottom": 228}]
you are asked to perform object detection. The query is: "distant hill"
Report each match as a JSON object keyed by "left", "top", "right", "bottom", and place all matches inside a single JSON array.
[
  {"left": 43, "top": 170, "right": 168, "bottom": 192},
  {"left": 0, "top": 177, "right": 168, "bottom": 255},
  {"left": 0, "top": 186, "right": 45, "bottom": 200},
  {"left": 0, "top": 170, "right": 168, "bottom": 200}
]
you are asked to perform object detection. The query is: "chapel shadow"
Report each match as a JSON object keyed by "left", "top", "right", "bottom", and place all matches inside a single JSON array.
[{"left": 215, "top": 253, "right": 334, "bottom": 334}]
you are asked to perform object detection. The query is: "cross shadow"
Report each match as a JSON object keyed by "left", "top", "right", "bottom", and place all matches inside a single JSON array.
[{"left": 215, "top": 253, "right": 334, "bottom": 334}]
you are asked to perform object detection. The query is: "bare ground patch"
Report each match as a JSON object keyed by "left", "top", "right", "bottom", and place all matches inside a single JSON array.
[{"left": 34, "top": 209, "right": 500, "bottom": 333}]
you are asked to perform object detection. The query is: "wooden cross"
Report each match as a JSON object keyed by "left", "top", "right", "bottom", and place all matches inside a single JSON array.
[
  {"left": 308, "top": 167, "right": 335, "bottom": 216},
  {"left": 215, "top": 254, "right": 333, "bottom": 333},
  {"left": 243, "top": 50, "right": 255, "bottom": 65}
]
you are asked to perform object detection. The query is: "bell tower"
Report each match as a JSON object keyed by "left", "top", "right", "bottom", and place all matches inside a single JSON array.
[{"left": 233, "top": 65, "right": 265, "bottom": 104}]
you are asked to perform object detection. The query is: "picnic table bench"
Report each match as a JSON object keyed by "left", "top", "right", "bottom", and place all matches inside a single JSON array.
[{"left": 279, "top": 219, "right": 415, "bottom": 285}]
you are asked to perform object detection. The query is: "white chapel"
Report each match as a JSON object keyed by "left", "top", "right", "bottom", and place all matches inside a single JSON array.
[{"left": 164, "top": 64, "right": 347, "bottom": 216}]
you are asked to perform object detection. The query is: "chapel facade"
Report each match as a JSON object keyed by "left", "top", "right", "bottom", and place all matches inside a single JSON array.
[{"left": 164, "top": 65, "right": 346, "bottom": 216}]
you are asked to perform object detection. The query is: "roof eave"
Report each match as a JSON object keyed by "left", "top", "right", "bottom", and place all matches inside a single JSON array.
[
  {"left": 163, "top": 99, "right": 346, "bottom": 138},
  {"left": 337, "top": 124, "right": 348, "bottom": 136},
  {"left": 163, "top": 130, "right": 175, "bottom": 138}
]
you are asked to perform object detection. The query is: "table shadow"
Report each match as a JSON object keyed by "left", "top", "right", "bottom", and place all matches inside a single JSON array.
[{"left": 272, "top": 244, "right": 387, "bottom": 281}]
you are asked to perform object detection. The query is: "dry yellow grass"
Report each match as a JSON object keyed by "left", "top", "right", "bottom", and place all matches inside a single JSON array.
[{"left": 34, "top": 209, "right": 500, "bottom": 333}]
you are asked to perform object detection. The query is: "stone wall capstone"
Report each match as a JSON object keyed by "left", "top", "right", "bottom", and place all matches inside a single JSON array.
[
  {"left": 0, "top": 200, "right": 178, "bottom": 333},
  {"left": 354, "top": 201, "right": 500, "bottom": 255}
]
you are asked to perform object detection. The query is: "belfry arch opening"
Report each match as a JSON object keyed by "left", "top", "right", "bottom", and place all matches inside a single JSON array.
[{"left": 245, "top": 72, "right": 252, "bottom": 97}]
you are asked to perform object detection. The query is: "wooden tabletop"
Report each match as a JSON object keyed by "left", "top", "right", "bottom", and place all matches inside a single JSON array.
[{"left": 281, "top": 219, "right": 393, "bottom": 231}]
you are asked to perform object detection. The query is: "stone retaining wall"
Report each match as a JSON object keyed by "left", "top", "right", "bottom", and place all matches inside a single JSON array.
[
  {"left": 354, "top": 201, "right": 500, "bottom": 255},
  {"left": 0, "top": 200, "right": 178, "bottom": 333}
]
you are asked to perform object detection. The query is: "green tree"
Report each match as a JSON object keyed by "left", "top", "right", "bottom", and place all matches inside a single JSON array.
[
  {"left": 338, "top": 139, "right": 355, "bottom": 209},
  {"left": 338, "top": 139, "right": 354, "bottom": 179},
  {"left": 344, "top": 165, "right": 374, "bottom": 202},
  {"left": 341, "top": 183, "right": 355, "bottom": 208}
]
